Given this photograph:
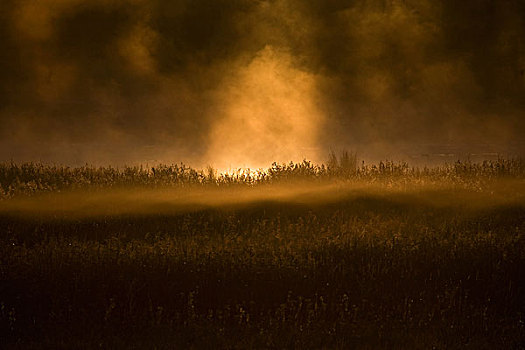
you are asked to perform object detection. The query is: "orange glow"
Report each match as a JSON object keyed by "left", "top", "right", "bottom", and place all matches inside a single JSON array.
[{"left": 206, "top": 46, "right": 324, "bottom": 170}]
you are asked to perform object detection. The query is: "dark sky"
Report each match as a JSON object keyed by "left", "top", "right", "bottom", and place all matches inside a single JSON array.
[{"left": 1, "top": 0, "right": 524, "bottom": 167}]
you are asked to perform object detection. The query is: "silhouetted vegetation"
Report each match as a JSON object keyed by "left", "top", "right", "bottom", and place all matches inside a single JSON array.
[
  {"left": 1, "top": 158, "right": 524, "bottom": 348},
  {"left": 1, "top": 157, "right": 523, "bottom": 198}
]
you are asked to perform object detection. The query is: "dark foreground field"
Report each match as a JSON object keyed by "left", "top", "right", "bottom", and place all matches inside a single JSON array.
[{"left": 1, "top": 160, "right": 525, "bottom": 349}]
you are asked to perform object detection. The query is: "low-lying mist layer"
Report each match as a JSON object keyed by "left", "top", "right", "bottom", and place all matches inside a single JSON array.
[{"left": 1, "top": 181, "right": 525, "bottom": 220}]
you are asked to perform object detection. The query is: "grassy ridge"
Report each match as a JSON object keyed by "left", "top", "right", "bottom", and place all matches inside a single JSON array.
[{"left": 1, "top": 160, "right": 524, "bottom": 348}]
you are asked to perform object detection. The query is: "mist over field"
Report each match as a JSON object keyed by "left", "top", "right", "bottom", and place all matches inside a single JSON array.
[
  {"left": 2, "top": 179, "right": 521, "bottom": 219},
  {"left": 2, "top": 3, "right": 525, "bottom": 347},
  {"left": 1, "top": 0, "right": 524, "bottom": 167}
]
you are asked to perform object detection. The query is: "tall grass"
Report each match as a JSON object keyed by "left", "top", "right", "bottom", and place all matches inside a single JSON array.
[
  {"left": 0, "top": 156, "right": 524, "bottom": 348},
  {"left": 1, "top": 156, "right": 523, "bottom": 198}
]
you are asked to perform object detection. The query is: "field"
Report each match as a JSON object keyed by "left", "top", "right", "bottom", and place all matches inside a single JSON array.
[{"left": 1, "top": 158, "right": 525, "bottom": 349}]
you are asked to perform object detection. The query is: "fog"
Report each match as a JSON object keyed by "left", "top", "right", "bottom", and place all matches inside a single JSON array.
[
  {"left": 2, "top": 179, "right": 523, "bottom": 219},
  {"left": 1, "top": 0, "right": 524, "bottom": 168}
]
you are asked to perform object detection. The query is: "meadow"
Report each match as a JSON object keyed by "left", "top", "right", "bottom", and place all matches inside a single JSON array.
[{"left": 1, "top": 157, "right": 524, "bottom": 348}]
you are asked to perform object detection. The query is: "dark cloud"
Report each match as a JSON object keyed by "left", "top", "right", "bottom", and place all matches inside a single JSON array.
[
  {"left": 151, "top": 0, "right": 257, "bottom": 74},
  {"left": 0, "top": 0, "right": 524, "bottom": 166}
]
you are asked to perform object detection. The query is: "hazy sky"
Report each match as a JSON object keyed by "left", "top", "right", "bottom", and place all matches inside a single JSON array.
[{"left": 1, "top": 0, "right": 524, "bottom": 167}]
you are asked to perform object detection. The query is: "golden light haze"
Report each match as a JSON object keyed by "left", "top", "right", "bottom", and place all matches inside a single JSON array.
[
  {"left": 3, "top": 178, "right": 523, "bottom": 218},
  {"left": 0, "top": 0, "right": 524, "bottom": 165},
  {"left": 207, "top": 46, "right": 324, "bottom": 170}
]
